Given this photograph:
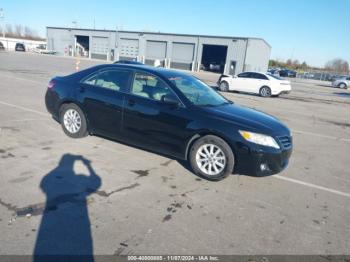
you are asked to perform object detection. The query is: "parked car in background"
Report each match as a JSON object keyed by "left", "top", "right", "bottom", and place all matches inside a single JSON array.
[
  {"left": 330, "top": 75, "right": 347, "bottom": 82},
  {"left": 114, "top": 60, "right": 144, "bottom": 65},
  {"left": 302, "top": 72, "right": 315, "bottom": 79},
  {"left": 267, "top": 68, "right": 280, "bottom": 75},
  {"left": 209, "top": 62, "right": 222, "bottom": 72},
  {"left": 0, "top": 42, "right": 5, "bottom": 51},
  {"left": 15, "top": 43, "right": 25, "bottom": 52},
  {"left": 218, "top": 72, "right": 291, "bottom": 97},
  {"left": 45, "top": 64, "right": 292, "bottom": 180},
  {"left": 279, "top": 69, "right": 296, "bottom": 78},
  {"left": 33, "top": 44, "right": 57, "bottom": 55},
  {"left": 332, "top": 76, "right": 350, "bottom": 89}
]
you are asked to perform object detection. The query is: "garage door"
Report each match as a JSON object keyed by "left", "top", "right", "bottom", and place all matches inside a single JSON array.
[
  {"left": 119, "top": 38, "right": 139, "bottom": 60},
  {"left": 91, "top": 36, "right": 109, "bottom": 60},
  {"left": 145, "top": 41, "right": 167, "bottom": 66},
  {"left": 171, "top": 42, "right": 195, "bottom": 70}
]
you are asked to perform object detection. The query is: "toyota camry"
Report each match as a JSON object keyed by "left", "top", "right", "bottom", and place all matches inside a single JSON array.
[{"left": 45, "top": 64, "right": 292, "bottom": 181}]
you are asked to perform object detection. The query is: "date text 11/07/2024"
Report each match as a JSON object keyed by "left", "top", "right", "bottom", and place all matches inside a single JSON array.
[{"left": 127, "top": 256, "right": 219, "bottom": 261}]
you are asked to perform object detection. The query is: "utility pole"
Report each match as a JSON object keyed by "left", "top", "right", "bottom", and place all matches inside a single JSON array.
[{"left": 0, "top": 8, "right": 5, "bottom": 38}]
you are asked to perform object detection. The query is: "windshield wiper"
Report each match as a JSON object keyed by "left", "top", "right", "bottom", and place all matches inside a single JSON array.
[
  {"left": 198, "top": 104, "right": 217, "bottom": 107},
  {"left": 198, "top": 101, "right": 232, "bottom": 107}
]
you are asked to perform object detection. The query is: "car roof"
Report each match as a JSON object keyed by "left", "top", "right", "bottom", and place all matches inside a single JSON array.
[
  {"left": 240, "top": 71, "right": 267, "bottom": 75},
  {"left": 91, "top": 63, "right": 191, "bottom": 78}
]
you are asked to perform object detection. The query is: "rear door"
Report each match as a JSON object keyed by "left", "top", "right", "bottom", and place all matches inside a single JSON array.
[{"left": 78, "top": 69, "right": 132, "bottom": 139}]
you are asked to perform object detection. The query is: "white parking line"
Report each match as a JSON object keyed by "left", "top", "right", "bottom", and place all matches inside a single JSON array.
[
  {"left": 1, "top": 99, "right": 350, "bottom": 198},
  {"left": 274, "top": 175, "right": 350, "bottom": 198},
  {"left": 2, "top": 118, "right": 49, "bottom": 123},
  {"left": 292, "top": 129, "right": 350, "bottom": 143},
  {"left": 1, "top": 73, "right": 44, "bottom": 84},
  {"left": 0, "top": 101, "right": 49, "bottom": 117}
]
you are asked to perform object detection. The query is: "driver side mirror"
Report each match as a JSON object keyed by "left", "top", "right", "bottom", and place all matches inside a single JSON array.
[{"left": 161, "top": 94, "right": 180, "bottom": 106}]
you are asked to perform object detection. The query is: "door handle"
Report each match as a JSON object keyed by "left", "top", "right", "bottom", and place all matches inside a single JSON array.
[
  {"left": 127, "top": 99, "right": 135, "bottom": 106},
  {"left": 79, "top": 86, "right": 85, "bottom": 93}
]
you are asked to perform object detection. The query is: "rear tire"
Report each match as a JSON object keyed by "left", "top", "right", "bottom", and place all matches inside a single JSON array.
[
  {"left": 259, "top": 86, "right": 272, "bottom": 97},
  {"left": 189, "top": 135, "right": 234, "bottom": 181},
  {"left": 59, "top": 103, "right": 88, "bottom": 138},
  {"left": 219, "top": 81, "right": 229, "bottom": 92}
]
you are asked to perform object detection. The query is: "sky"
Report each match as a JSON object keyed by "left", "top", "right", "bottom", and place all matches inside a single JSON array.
[{"left": 0, "top": 0, "right": 349, "bottom": 67}]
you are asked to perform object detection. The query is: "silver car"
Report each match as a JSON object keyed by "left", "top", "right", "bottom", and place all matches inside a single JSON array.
[{"left": 332, "top": 76, "right": 350, "bottom": 88}]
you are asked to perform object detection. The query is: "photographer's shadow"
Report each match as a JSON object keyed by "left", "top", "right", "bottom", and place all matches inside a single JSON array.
[{"left": 34, "top": 154, "right": 101, "bottom": 261}]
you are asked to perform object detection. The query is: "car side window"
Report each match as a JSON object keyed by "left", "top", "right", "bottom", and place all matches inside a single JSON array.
[
  {"left": 83, "top": 70, "right": 131, "bottom": 91},
  {"left": 346, "top": 77, "right": 350, "bottom": 81},
  {"left": 131, "top": 72, "right": 173, "bottom": 101},
  {"left": 252, "top": 73, "right": 268, "bottom": 80},
  {"left": 237, "top": 72, "right": 251, "bottom": 78}
]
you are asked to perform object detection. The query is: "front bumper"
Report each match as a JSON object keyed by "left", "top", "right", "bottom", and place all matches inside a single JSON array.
[{"left": 234, "top": 143, "right": 292, "bottom": 176}]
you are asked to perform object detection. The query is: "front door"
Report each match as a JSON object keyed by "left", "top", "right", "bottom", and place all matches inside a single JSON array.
[
  {"left": 122, "top": 71, "right": 191, "bottom": 158},
  {"left": 78, "top": 68, "right": 132, "bottom": 138},
  {"left": 232, "top": 72, "right": 252, "bottom": 92}
]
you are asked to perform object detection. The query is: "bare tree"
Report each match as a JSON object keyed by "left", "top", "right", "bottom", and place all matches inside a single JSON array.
[
  {"left": 6, "top": 24, "right": 13, "bottom": 35},
  {"left": 15, "top": 24, "right": 23, "bottom": 37},
  {"left": 292, "top": 60, "right": 299, "bottom": 66},
  {"left": 25, "top": 26, "right": 38, "bottom": 38},
  {"left": 325, "top": 58, "right": 349, "bottom": 74},
  {"left": 24, "top": 26, "right": 32, "bottom": 37},
  {"left": 301, "top": 61, "right": 308, "bottom": 70}
]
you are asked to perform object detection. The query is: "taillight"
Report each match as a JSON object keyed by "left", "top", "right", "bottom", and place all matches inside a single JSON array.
[{"left": 47, "top": 80, "right": 55, "bottom": 89}]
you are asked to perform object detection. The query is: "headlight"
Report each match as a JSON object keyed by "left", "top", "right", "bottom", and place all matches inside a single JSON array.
[{"left": 239, "top": 130, "right": 280, "bottom": 149}]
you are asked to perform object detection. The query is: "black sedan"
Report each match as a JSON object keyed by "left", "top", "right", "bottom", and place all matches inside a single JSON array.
[
  {"left": 45, "top": 64, "right": 292, "bottom": 180},
  {"left": 15, "top": 43, "right": 25, "bottom": 52}
]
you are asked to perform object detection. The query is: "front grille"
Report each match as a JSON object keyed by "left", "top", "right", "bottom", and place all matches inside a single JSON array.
[{"left": 277, "top": 136, "right": 292, "bottom": 149}]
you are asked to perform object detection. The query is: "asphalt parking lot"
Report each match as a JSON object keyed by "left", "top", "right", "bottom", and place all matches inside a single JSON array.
[{"left": 0, "top": 51, "right": 350, "bottom": 255}]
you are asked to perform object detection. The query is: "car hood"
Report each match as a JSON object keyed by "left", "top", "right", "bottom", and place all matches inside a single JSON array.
[{"left": 201, "top": 103, "right": 290, "bottom": 136}]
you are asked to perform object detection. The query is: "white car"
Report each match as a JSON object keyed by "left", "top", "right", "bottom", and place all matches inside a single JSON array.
[
  {"left": 218, "top": 72, "right": 292, "bottom": 97},
  {"left": 332, "top": 76, "right": 350, "bottom": 89}
]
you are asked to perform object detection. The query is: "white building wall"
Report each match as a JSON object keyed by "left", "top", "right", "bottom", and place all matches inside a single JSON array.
[
  {"left": 244, "top": 39, "right": 271, "bottom": 72},
  {"left": 46, "top": 27, "right": 271, "bottom": 74}
]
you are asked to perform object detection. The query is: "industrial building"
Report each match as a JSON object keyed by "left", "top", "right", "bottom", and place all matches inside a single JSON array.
[{"left": 47, "top": 27, "right": 271, "bottom": 75}]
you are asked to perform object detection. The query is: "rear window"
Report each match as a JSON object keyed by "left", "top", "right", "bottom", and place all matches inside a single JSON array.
[
  {"left": 83, "top": 69, "right": 131, "bottom": 91},
  {"left": 267, "top": 74, "right": 283, "bottom": 80}
]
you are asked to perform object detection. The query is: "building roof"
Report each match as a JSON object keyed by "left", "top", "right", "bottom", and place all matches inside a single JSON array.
[{"left": 46, "top": 26, "right": 271, "bottom": 48}]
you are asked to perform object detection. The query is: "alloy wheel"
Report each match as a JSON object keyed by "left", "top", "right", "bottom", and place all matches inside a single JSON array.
[
  {"left": 195, "top": 144, "right": 226, "bottom": 176},
  {"left": 220, "top": 81, "right": 229, "bottom": 91},
  {"left": 63, "top": 109, "right": 82, "bottom": 134},
  {"left": 260, "top": 87, "right": 271, "bottom": 97}
]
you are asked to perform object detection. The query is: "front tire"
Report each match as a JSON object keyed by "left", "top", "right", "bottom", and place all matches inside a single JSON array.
[
  {"left": 219, "top": 81, "right": 229, "bottom": 92},
  {"left": 189, "top": 135, "right": 234, "bottom": 181},
  {"left": 259, "top": 86, "right": 272, "bottom": 97},
  {"left": 59, "top": 103, "right": 88, "bottom": 138},
  {"left": 339, "top": 83, "right": 347, "bottom": 89}
]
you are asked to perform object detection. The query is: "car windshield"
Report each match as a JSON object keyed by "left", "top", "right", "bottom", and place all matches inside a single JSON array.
[
  {"left": 267, "top": 74, "right": 283, "bottom": 80},
  {"left": 168, "top": 75, "right": 229, "bottom": 106}
]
